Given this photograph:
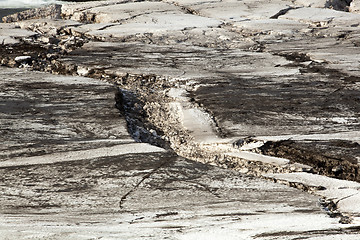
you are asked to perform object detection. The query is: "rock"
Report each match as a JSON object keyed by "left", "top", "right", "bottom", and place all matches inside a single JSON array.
[
  {"left": 14, "top": 55, "right": 32, "bottom": 63},
  {"left": 349, "top": 0, "right": 360, "bottom": 12},
  {"left": 74, "top": 1, "right": 180, "bottom": 23},
  {"left": 233, "top": 19, "right": 310, "bottom": 36},
  {"left": 264, "top": 172, "right": 360, "bottom": 221},
  {"left": 76, "top": 66, "right": 94, "bottom": 76},
  {"left": 1, "top": 0, "right": 358, "bottom": 181},
  {"left": 64, "top": 1, "right": 222, "bottom": 40},
  {"left": 16, "top": 18, "right": 82, "bottom": 36},
  {"left": 2, "top": 4, "right": 62, "bottom": 23},
  {"left": 1, "top": 66, "right": 354, "bottom": 239},
  {"left": 0, "top": 23, "right": 37, "bottom": 45},
  {"left": 332, "top": 165, "right": 344, "bottom": 174},
  {"left": 278, "top": 7, "right": 360, "bottom": 26},
  {"left": 1, "top": 0, "right": 360, "bottom": 238},
  {"left": 295, "top": 0, "right": 352, "bottom": 11}
]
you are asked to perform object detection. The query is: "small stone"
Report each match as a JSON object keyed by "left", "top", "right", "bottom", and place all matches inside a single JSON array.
[
  {"left": 339, "top": 215, "right": 352, "bottom": 224},
  {"left": 14, "top": 56, "right": 32, "bottom": 63},
  {"left": 239, "top": 168, "right": 249, "bottom": 174},
  {"left": 332, "top": 165, "right": 343, "bottom": 176},
  {"left": 77, "top": 66, "right": 94, "bottom": 76}
]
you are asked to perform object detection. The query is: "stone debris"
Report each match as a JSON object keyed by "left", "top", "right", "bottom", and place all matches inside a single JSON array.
[
  {"left": 350, "top": 0, "right": 360, "bottom": 12},
  {"left": 2, "top": 66, "right": 356, "bottom": 239},
  {"left": 295, "top": 0, "right": 352, "bottom": 11},
  {"left": 14, "top": 55, "right": 32, "bottom": 63},
  {"left": 2, "top": 4, "right": 62, "bottom": 23},
  {"left": 0, "top": 0, "right": 360, "bottom": 239},
  {"left": 0, "top": 23, "right": 37, "bottom": 44}
]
